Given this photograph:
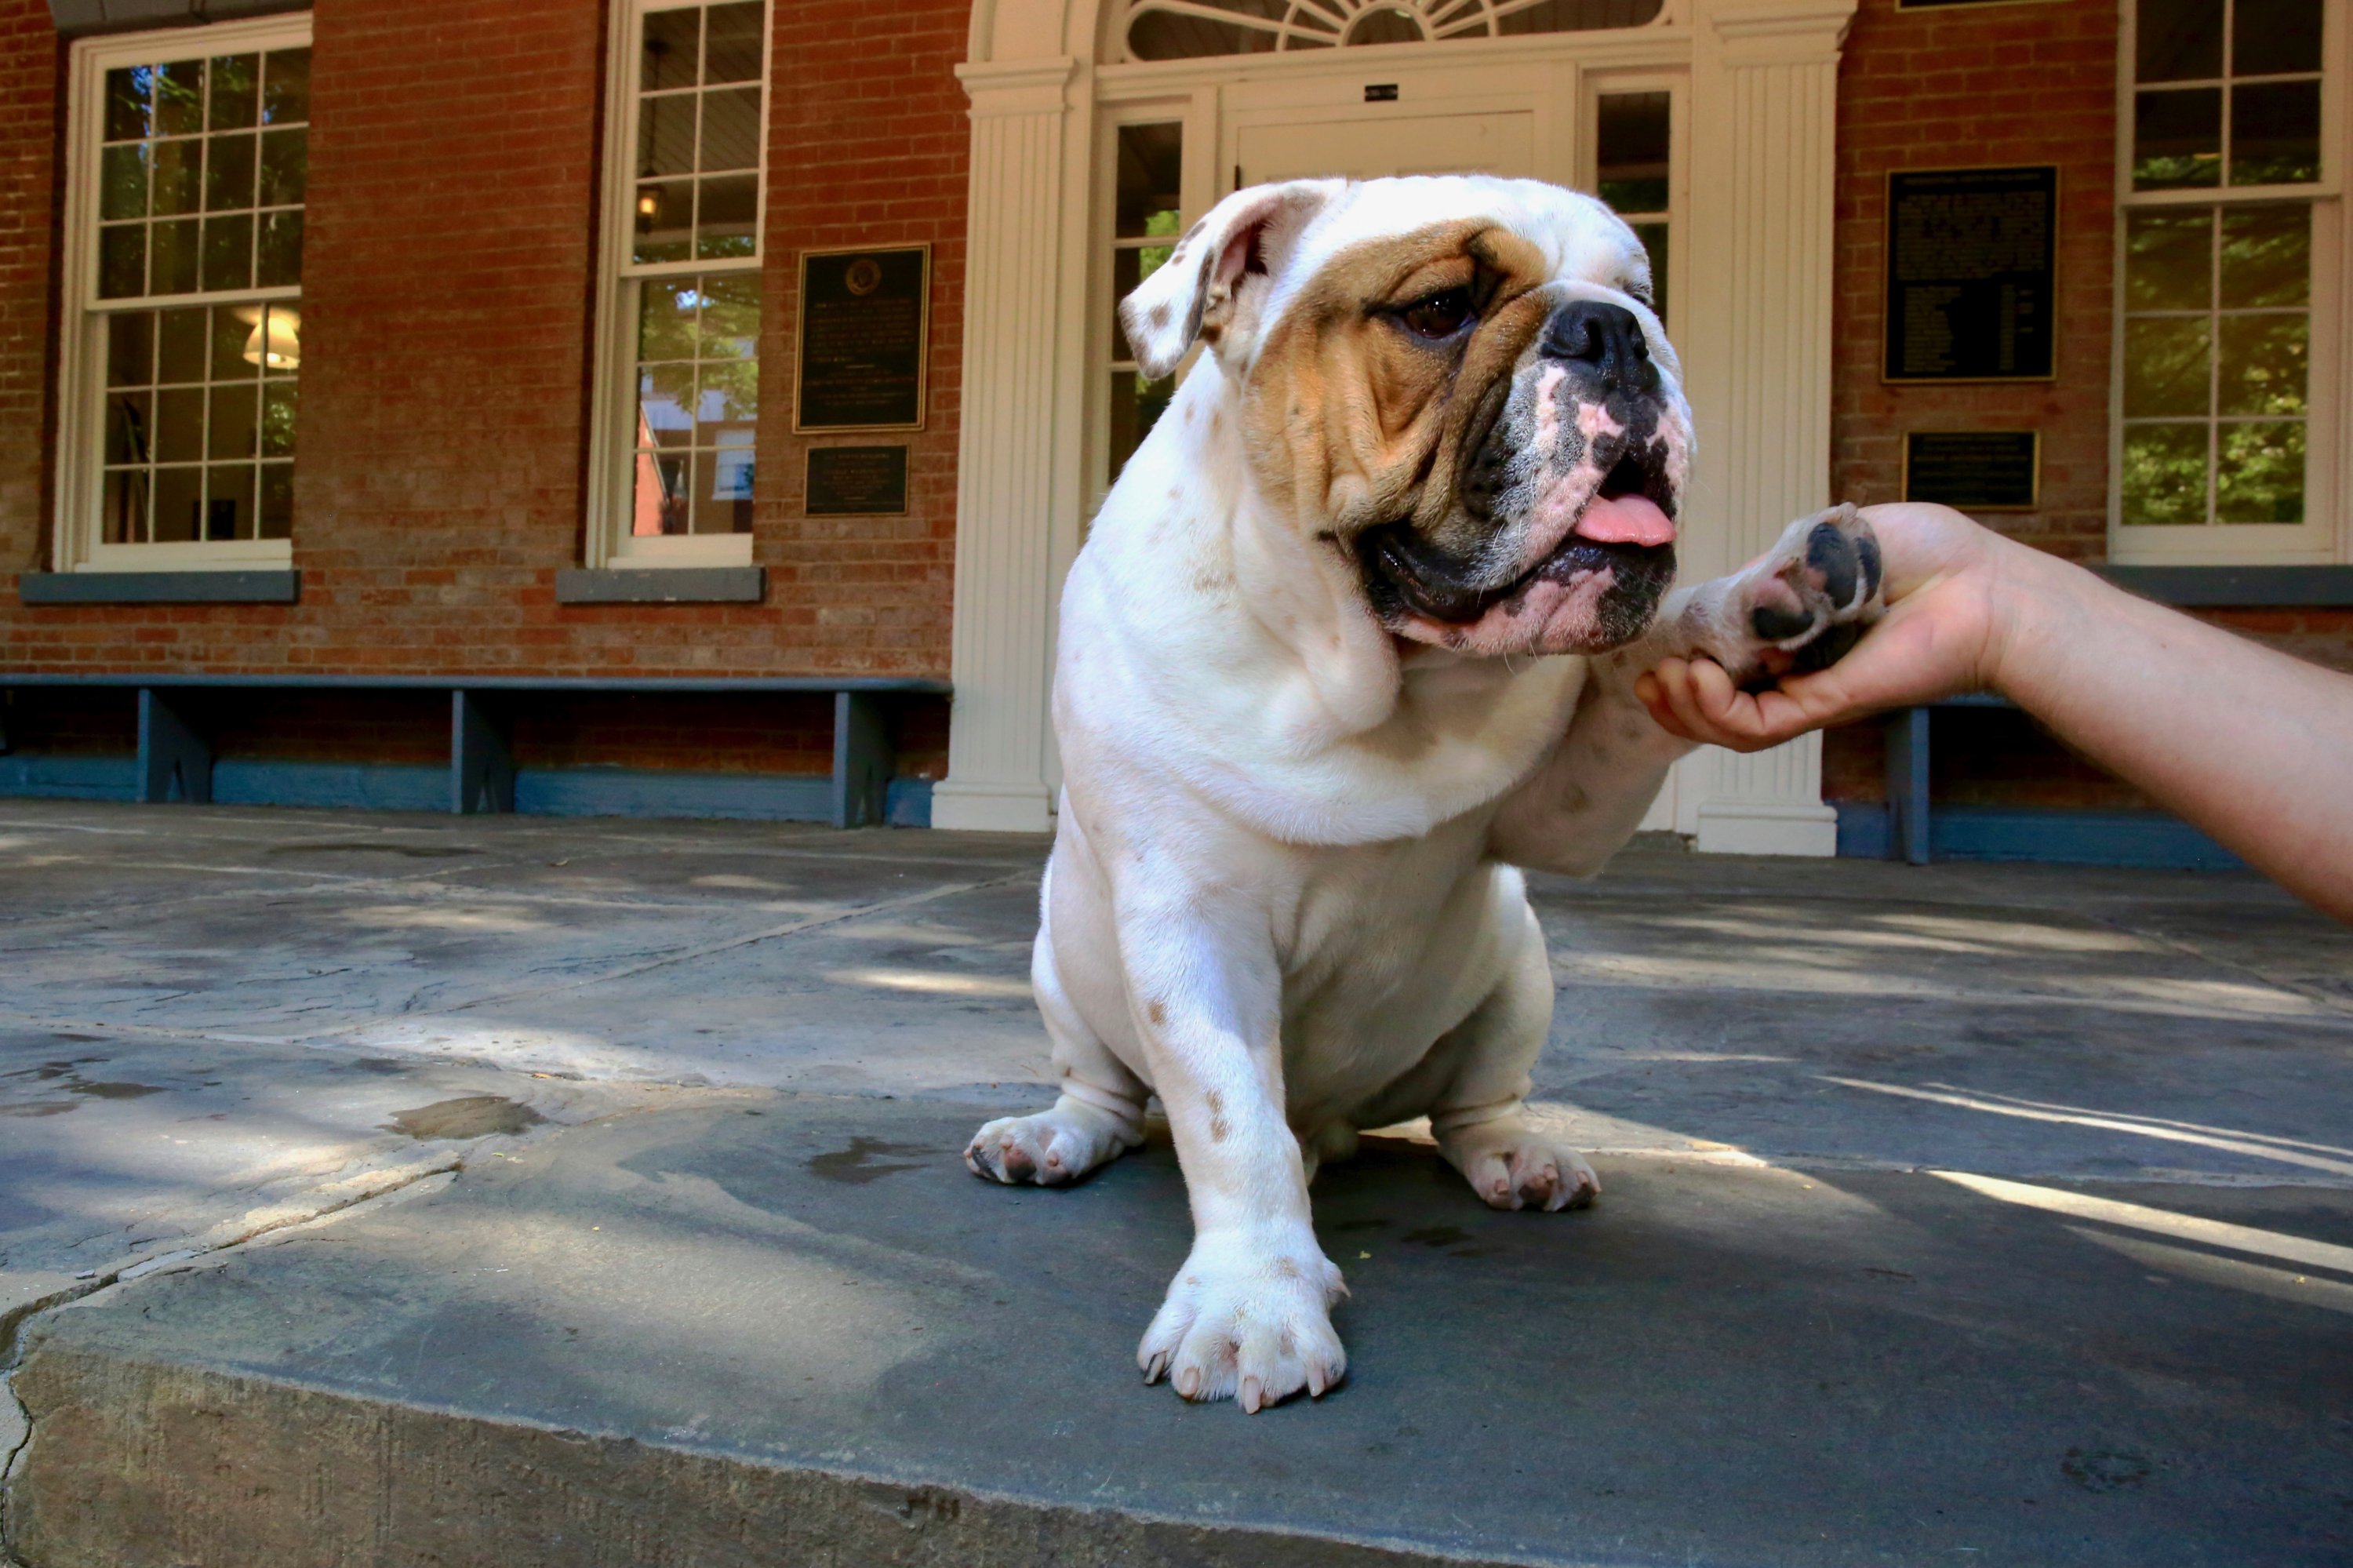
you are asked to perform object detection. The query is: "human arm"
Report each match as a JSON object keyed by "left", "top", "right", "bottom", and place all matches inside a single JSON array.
[{"left": 1634, "top": 502, "right": 2353, "bottom": 922}]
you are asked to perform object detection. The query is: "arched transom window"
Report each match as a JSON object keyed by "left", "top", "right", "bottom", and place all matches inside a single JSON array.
[{"left": 1118, "top": 0, "right": 1664, "bottom": 62}]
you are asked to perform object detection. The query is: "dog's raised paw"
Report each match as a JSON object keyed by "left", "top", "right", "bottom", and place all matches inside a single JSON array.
[
  {"left": 1437, "top": 1118, "right": 1599, "bottom": 1213},
  {"left": 1689, "top": 503, "right": 1883, "bottom": 684},
  {"left": 964, "top": 1098, "right": 1137, "bottom": 1187},
  {"left": 1139, "top": 1234, "right": 1347, "bottom": 1412}
]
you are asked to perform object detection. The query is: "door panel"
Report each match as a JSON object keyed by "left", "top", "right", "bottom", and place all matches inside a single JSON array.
[{"left": 1235, "top": 110, "right": 1535, "bottom": 185}]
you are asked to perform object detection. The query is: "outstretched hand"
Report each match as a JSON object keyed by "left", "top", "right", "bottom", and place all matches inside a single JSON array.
[{"left": 1634, "top": 503, "right": 2017, "bottom": 751}]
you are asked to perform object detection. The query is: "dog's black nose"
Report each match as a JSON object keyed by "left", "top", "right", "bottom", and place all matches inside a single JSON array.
[{"left": 1539, "top": 300, "right": 1655, "bottom": 394}]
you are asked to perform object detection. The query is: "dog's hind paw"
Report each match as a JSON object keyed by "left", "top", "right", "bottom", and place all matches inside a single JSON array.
[
  {"left": 1437, "top": 1116, "right": 1599, "bottom": 1213},
  {"left": 965, "top": 1095, "right": 1140, "bottom": 1187},
  {"left": 1139, "top": 1230, "right": 1347, "bottom": 1413}
]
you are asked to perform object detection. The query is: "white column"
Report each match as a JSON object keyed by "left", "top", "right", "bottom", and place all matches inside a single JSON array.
[
  {"left": 1675, "top": 0, "right": 1856, "bottom": 856},
  {"left": 933, "top": 57, "right": 1080, "bottom": 833}
]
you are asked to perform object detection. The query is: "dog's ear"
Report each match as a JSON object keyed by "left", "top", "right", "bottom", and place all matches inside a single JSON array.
[{"left": 1118, "top": 180, "right": 1340, "bottom": 381}]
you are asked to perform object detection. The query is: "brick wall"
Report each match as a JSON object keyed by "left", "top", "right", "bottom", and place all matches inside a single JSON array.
[{"left": 0, "top": 0, "right": 965, "bottom": 775}]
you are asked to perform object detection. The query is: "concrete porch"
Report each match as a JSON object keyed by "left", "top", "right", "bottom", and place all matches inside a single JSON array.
[{"left": 2, "top": 802, "right": 2349, "bottom": 1566}]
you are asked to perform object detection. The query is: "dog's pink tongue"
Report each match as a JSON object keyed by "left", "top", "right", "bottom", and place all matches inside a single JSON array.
[{"left": 1573, "top": 494, "right": 1676, "bottom": 548}]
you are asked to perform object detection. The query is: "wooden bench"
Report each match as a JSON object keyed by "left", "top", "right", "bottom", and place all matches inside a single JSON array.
[{"left": 0, "top": 675, "right": 949, "bottom": 828}]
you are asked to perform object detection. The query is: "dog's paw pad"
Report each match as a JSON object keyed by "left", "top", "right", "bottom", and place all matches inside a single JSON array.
[{"left": 1139, "top": 1240, "right": 1347, "bottom": 1412}]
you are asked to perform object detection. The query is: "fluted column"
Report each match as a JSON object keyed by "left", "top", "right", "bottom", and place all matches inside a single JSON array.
[
  {"left": 1673, "top": 0, "right": 1856, "bottom": 855},
  {"left": 933, "top": 58, "right": 1080, "bottom": 833}
]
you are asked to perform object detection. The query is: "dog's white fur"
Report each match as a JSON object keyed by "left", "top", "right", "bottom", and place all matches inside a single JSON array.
[{"left": 966, "top": 176, "right": 1878, "bottom": 1413}]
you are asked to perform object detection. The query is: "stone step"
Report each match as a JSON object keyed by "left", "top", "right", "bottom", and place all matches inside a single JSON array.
[{"left": 9, "top": 1093, "right": 2353, "bottom": 1567}]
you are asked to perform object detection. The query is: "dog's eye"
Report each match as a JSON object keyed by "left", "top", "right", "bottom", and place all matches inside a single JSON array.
[
  {"left": 1623, "top": 279, "right": 1654, "bottom": 309},
  {"left": 1398, "top": 288, "right": 1475, "bottom": 340}
]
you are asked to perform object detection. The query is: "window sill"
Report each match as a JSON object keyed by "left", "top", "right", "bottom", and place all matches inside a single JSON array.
[
  {"left": 18, "top": 569, "right": 301, "bottom": 605},
  {"left": 2097, "top": 565, "right": 2353, "bottom": 607},
  {"left": 555, "top": 566, "right": 767, "bottom": 604}
]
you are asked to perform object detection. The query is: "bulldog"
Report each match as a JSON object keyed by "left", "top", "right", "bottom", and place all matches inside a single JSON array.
[{"left": 964, "top": 176, "right": 1881, "bottom": 1411}]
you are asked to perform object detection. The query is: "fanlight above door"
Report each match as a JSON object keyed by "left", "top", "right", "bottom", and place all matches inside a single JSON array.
[{"left": 1118, "top": 0, "right": 1665, "bottom": 62}]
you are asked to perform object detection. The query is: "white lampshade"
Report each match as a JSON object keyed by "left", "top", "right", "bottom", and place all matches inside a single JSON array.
[{"left": 241, "top": 307, "right": 302, "bottom": 370}]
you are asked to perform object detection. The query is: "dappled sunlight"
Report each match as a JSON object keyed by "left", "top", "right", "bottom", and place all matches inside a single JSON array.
[
  {"left": 338, "top": 904, "right": 557, "bottom": 936},
  {"left": 2069, "top": 1228, "right": 2353, "bottom": 1318},
  {"left": 822, "top": 966, "right": 1031, "bottom": 1000},
  {"left": 1934, "top": 1170, "right": 2353, "bottom": 1278},
  {"left": 1871, "top": 911, "right": 2150, "bottom": 955},
  {"left": 1938, "top": 1085, "right": 2353, "bottom": 1159},
  {"left": 1831, "top": 1079, "right": 2353, "bottom": 1179}
]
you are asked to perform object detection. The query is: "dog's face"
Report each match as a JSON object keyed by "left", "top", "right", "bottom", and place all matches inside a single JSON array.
[{"left": 1120, "top": 177, "right": 1691, "bottom": 660}]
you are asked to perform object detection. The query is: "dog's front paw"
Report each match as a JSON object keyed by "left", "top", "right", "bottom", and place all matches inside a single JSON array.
[
  {"left": 966, "top": 1096, "right": 1140, "bottom": 1186},
  {"left": 1689, "top": 503, "right": 1883, "bottom": 682},
  {"left": 1139, "top": 1231, "right": 1347, "bottom": 1413}
]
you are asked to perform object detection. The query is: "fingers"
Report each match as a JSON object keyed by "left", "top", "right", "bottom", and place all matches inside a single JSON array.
[{"left": 1636, "top": 657, "right": 1856, "bottom": 753}]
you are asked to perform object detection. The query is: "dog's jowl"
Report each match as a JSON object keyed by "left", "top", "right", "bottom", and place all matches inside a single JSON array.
[{"left": 963, "top": 176, "right": 1882, "bottom": 1412}]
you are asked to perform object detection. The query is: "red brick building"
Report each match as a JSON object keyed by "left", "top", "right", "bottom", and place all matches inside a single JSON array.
[{"left": 0, "top": 0, "right": 2344, "bottom": 860}]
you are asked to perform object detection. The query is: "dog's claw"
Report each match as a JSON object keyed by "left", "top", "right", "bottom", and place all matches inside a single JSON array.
[
  {"left": 1240, "top": 1375, "right": 1264, "bottom": 1413},
  {"left": 1175, "top": 1366, "right": 1202, "bottom": 1399},
  {"left": 1142, "top": 1352, "right": 1169, "bottom": 1384}
]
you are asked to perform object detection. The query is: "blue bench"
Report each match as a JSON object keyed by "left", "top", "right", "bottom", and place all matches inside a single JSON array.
[{"left": 0, "top": 675, "right": 948, "bottom": 828}]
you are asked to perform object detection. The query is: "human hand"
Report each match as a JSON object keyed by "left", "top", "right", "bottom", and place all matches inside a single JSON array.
[{"left": 1634, "top": 503, "right": 2020, "bottom": 752}]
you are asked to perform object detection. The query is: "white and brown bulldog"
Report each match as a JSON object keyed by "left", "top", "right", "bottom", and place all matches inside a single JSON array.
[{"left": 965, "top": 176, "right": 1880, "bottom": 1410}]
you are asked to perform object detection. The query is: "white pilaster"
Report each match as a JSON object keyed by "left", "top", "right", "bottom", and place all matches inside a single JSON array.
[
  {"left": 933, "top": 57, "right": 1080, "bottom": 834},
  {"left": 1675, "top": 0, "right": 1856, "bottom": 856}
]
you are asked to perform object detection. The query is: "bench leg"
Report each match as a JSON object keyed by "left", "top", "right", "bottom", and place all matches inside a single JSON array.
[
  {"left": 1885, "top": 705, "right": 1932, "bottom": 865},
  {"left": 451, "top": 690, "right": 515, "bottom": 815},
  {"left": 137, "top": 689, "right": 213, "bottom": 804},
  {"left": 831, "top": 691, "right": 891, "bottom": 829}
]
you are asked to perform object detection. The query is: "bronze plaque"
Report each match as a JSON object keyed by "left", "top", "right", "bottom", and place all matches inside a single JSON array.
[
  {"left": 1903, "top": 430, "right": 2040, "bottom": 511},
  {"left": 806, "top": 444, "right": 909, "bottom": 516},
  {"left": 795, "top": 246, "right": 929, "bottom": 432},
  {"left": 1883, "top": 166, "right": 2057, "bottom": 383}
]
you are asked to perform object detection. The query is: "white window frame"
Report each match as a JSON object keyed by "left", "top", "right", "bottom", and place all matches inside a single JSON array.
[
  {"left": 2110, "top": 0, "right": 2353, "bottom": 565},
  {"left": 585, "top": 0, "right": 773, "bottom": 570},
  {"left": 53, "top": 13, "right": 311, "bottom": 574}
]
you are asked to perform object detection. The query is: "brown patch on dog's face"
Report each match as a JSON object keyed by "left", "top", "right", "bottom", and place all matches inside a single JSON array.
[{"left": 1235, "top": 216, "right": 1689, "bottom": 659}]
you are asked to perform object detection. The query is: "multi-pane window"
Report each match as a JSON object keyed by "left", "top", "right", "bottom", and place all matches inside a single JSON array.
[
  {"left": 600, "top": 0, "right": 769, "bottom": 554},
  {"left": 1595, "top": 91, "right": 1670, "bottom": 323},
  {"left": 2118, "top": 0, "right": 2332, "bottom": 535},
  {"left": 64, "top": 27, "right": 308, "bottom": 559},
  {"left": 1106, "top": 122, "right": 1183, "bottom": 487}
]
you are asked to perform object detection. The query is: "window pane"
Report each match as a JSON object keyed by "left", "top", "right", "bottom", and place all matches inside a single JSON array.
[
  {"left": 2136, "top": 0, "right": 2221, "bottom": 82},
  {"left": 155, "top": 387, "right": 204, "bottom": 463},
  {"left": 150, "top": 218, "right": 201, "bottom": 295},
  {"left": 209, "top": 304, "right": 254, "bottom": 380},
  {"left": 2230, "top": 80, "right": 2321, "bottom": 185},
  {"left": 158, "top": 307, "right": 207, "bottom": 383},
  {"left": 256, "top": 209, "right": 304, "bottom": 287},
  {"left": 700, "top": 86, "right": 761, "bottom": 173},
  {"left": 103, "top": 468, "right": 149, "bottom": 544},
  {"left": 2125, "top": 209, "right": 2211, "bottom": 309},
  {"left": 638, "top": 93, "right": 697, "bottom": 178},
  {"left": 106, "top": 67, "right": 151, "bottom": 142},
  {"left": 634, "top": 179, "right": 693, "bottom": 264},
  {"left": 1596, "top": 92, "right": 1671, "bottom": 214},
  {"left": 704, "top": 2, "right": 765, "bottom": 82},
  {"left": 2123, "top": 317, "right": 2212, "bottom": 417},
  {"left": 639, "top": 362, "right": 696, "bottom": 448},
  {"left": 99, "top": 225, "right": 146, "bottom": 299},
  {"left": 104, "top": 391, "right": 151, "bottom": 464},
  {"left": 201, "top": 213, "right": 254, "bottom": 293},
  {"left": 700, "top": 272, "right": 760, "bottom": 358},
  {"left": 2119, "top": 424, "right": 2209, "bottom": 524},
  {"left": 152, "top": 139, "right": 199, "bottom": 216},
  {"left": 2233, "top": 0, "right": 2322, "bottom": 76},
  {"left": 208, "top": 384, "right": 258, "bottom": 460},
  {"left": 2217, "top": 420, "right": 2304, "bottom": 521},
  {"left": 261, "top": 49, "right": 310, "bottom": 126},
  {"left": 261, "top": 380, "right": 298, "bottom": 457},
  {"left": 1107, "top": 369, "right": 1173, "bottom": 484},
  {"left": 633, "top": 451, "right": 689, "bottom": 535},
  {"left": 259, "top": 304, "right": 300, "bottom": 373},
  {"left": 258, "top": 463, "right": 294, "bottom": 538},
  {"left": 152, "top": 465, "right": 202, "bottom": 540},
  {"left": 107, "top": 312, "right": 155, "bottom": 387},
  {"left": 694, "top": 443, "right": 755, "bottom": 533},
  {"left": 208, "top": 54, "right": 259, "bottom": 131},
  {"left": 1115, "top": 122, "right": 1184, "bottom": 239},
  {"left": 696, "top": 358, "right": 757, "bottom": 442},
  {"left": 2217, "top": 314, "right": 2307, "bottom": 415},
  {"left": 638, "top": 278, "right": 698, "bottom": 360},
  {"left": 101, "top": 143, "right": 149, "bottom": 221},
  {"left": 205, "top": 463, "right": 255, "bottom": 538},
  {"left": 205, "top": 130, "right": 256, "bottom": 211},
  {"left": 2133, "top": 87, "right": 2221, "bottom": 188},
  {"left": 696, "top": 173, "right": 757, "bottom": 258},
  {"left": 642, "top": 9, "right": 700, "bottom": 91},
  {"left": 153, "top": 58, "right": 204, "bottom": 137},
  {"left": 260, "top": 127, "right": 306, "bottom": 206}
]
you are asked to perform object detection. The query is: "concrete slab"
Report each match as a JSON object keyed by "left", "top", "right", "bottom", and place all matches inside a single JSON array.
[{"left": 12, "top": 1095, "right": 2353, "bottom": 1567}]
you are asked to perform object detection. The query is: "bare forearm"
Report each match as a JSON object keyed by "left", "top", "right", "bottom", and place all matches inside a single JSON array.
[{"left": 1994, "top": 545, "right": 2353, "bottom": 920}]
